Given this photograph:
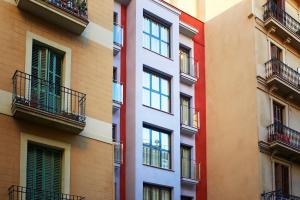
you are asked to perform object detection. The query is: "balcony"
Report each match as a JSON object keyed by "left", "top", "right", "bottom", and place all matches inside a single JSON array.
[
  {"left": 261, "top": 190, "right": 300, "bottom": 200},
  {"left": 113, "top": 23, "right": 123, "bottom": 55},
  {"left": 112, "top": 80, "right": 123, "bottom": 112},
  {"left": 180, "top": 105, "right": 200, "bottom": 135},
  {"left": 114, "top": 142, "right": 123, "bottom": 166},
  {"left": 181, "top": 158, "right": 200, "bottom": 184},
  {"left": 8, "top": 185, "right": 85, "bottom": 200},
  {"left": 16, "top": 0, "right": 88, "bottom": 34},
  {"left": 263, "top": 1, "right": 300, "bottom": 51},
  {"left": 180, "top": 53, "right": 198, "bottom": 85},
  {"left": 266, "top": 123, "right": 300, "bottom": 163},
  {"left": 11, "top": 71, "right": 86, "bottom": 133},
  {"left": 265, "top": 59, "right": 300, "bottom": 106}
]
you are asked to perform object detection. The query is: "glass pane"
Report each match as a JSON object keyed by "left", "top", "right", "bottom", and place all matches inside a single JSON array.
[
  {"left": 151, "top": 130, "right": 160, "bottom": 147},
  {"left": 152, "top": 187, "right": 160, "bottom": 200},
  {"left": 152, "top": 21, "right": 159, "bottom": 37},
  {"left": 151, "top": 38, "right": 160, "bottom": 53},
  {"left": 182, "top": 105, "right": 190, "bottom": 126},
  {"left": 180, "top": 51, "right": 189, "bottom": 74},
  {"left": 161, "top": 42, "right": 169, "bottom": 57},
  {"left": 152, "top": 75, "right": 160, "bottom": 91},
  {"left": 161, "top": 151, "right": 170, "bottom": 169},
  {"left": 144, "top": 18, "right": 150, "bottom": 33},
  {"left": 161, "top": 133, "right": 169, "bottom": 150},
  {"left": 151, "top": 92, "right": 160, "bottom": 110},
  {"left": 143, "top": 146, "right": 151, "bottom": 165},
  {"left": 143, "top": 186, "right": 151, "bottom": 200},
  {"left": 143, "top": 72, "right": 150, "bottom": 88},
  {"left": 143, "top": 128, "right": 150, "bottom": 144},
  {"left": 143, "top": 34, "right": 150, "bottom": 49},
  {"left": 161, "top": 26, "right": 169, "bottom": 42},
  {"left": 161, "top": 79, "right": 169, "bottom": 95},
  {"left": 151, "top": 148, "right": 161, "bottom": 167},
  {"left": 161, "top": 96, "right": 169, "bottom": 113},
  {"left": 143, "top": 89, "right": 150, "bottom": 106},
  {"left": 181, "top": 156, "right": 191, "bottom": 178},
  {"left": 161, "top": 189, "right": 171, "bottom": 200}
]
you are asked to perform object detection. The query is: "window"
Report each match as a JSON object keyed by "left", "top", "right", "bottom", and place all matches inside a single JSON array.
[
  {"left": 181, "top": 146, "right": 192, "bottom": 179},
  {"left": 114, "top": 12, "right": 118, "bottom": 24},
  {"left": 270, "top": 43, "right": 283, "bottom": 61},
  {"left": 113, "top": 67, "right": 118, "bottom": 82},
  {"left": 143, "top": 184, "right": 171, "bottom": 200},
  {"left": 143, "top": 71, "right": 170, "bottom": 113},
  {"left": 180, "top": 47, "right": 191, "bottom": 75},
  {"left": 180, "top": 96, "right": 191, "bottom": 126},
  {"left": 143, "top": 15, "right": 170, "bottom": 57},
  {"left": 112, "top": 124, "right": 117, "bottom": 142},
  {"left": 274, "top": 162, "right": 289, "bottom": 196},
  {"left": 26, "top": 143, "right": 62, "bottom": 195},
  {"left": 143, "top": 126, "right": 171, "bottom": 169},
  {"left": 31, "top": 42, "right": 63, "bottom": 113}
]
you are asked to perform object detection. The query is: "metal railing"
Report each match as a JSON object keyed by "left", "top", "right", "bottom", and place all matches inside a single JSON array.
[
  {"left": 112, "top": 80, "right": 123, "bottom": 105},
  {"left": 12, "top": 71, "right": 86, "bottom": 123},
  {"left": 113, "top": 23, "right": 123, "bottom": 47},
  {"left": 45, "top": 0, "right": 88, "bottom": 20},
  {"left": 8, "top": 185, "right": 85, "bottom": 200},
  {"left": 181, "top": 157, "right": 200, "bottom": 181},
  {"left": 263, "top": 1, "right": 300, "bottom": 37},
  {"left": 261, "top": 190, "right": 300, "bottom": 200},
  {"left": 179, "top": 53, "right": 199, "bottom": 79},
  {"left": 265, "top": 58, "right": 300, "bottom": 89},
  {"left": 114, "top": 142, "right": 123, "bottom": 165},
  {"left": 180, "top": 105, "right": 199, "bottom": 129},
  {"left": 267, "top": 122, "right": 300, "bottom": 151}
]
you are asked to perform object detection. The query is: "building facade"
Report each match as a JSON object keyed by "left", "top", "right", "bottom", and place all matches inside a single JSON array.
[
  {"left": 113, "top": 0, "right": 206, "bottom": 199},
  {"left": 206, "top": 0, "right": 300, "bottom": 199},
  {"left": 0, "top": 0, "right": 115, "bottom": 199}
]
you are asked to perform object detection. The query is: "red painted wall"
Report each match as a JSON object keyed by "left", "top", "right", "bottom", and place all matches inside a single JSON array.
[
  {"left": 120, "top": 5, "right": 127, "bottom": 200},
  {"left": 180, "top": 13, "right": 207, "bottom": 200}
]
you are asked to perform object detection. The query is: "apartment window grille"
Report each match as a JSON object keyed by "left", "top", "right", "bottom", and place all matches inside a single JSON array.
[
  {"left": 143, "top": 71, "right": 170, "bottom": 113},
  {"left": 143, "top": 127, "right": 171, "bottom": 169},
  {"left": 143, "top": 16, "right": 170, "bottom": 57},
  {"left": 143, "top": 184, "right": 171, "bottom": 200}
]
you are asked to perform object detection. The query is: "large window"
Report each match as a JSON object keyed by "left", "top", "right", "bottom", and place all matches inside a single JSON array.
[
  {"left": 143, "top": 184, "right": 171, "bottom": 200},
  {"left": 143, "top": 15, "right": 170, "bottom": 57},
  {"left": 143, "top": 71, "right": 170, "bottom": 113},
  {"left": 143, "top": 126, "right": 171, "bottom": 169}
]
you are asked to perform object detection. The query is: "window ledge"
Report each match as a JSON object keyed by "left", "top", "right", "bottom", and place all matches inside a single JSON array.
[
  {"left": 143, "top": 105, "right": 174, "bottom": 116},
  {"left": 143, "top": 164, "right": 174, "bottom": 172},
  {"left": 143, "top": 47, "right": 174, "bottom": 61}
]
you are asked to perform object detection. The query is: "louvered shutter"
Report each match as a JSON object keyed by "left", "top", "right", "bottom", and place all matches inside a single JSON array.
[{"left": 26, "top": 144, "right": 62, "bottom": 200}]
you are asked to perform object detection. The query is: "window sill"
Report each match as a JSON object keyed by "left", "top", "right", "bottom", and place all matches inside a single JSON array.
[
  {"left": 143, "top": 164, "right": 174, "bottom": 172},
  {"left": 143, "top": 105, "right": 174, "bottom": 116},
  {"left": 143, "top": 47, "right": 174, "bottom": 61}
]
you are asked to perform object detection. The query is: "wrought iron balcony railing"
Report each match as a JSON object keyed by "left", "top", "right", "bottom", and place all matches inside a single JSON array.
[
  {"left": 41, "top": 0, "right": 88, "bottom": 21},
  {"left": 261, "top": 190, "right": 300, "bottom": 200},
  {"left": 180, "top": 53, "right": 199, "bottom": 79},
  {"left": 113, "top": 23, "right": 124, "bottom": 47},
  {"left": 265, "top": 58, "right": 300, "bottom": 88},
  {"left": 180, "top": 105, "right": 200, "bottom": 129},
  {"left": 263, "top": 1, "right": 300, "bottom": 38},
  {"left": 8, "top": 185, "right": 85, "bottom": 200},
  {"left": 267, "top": 122, "right": 300, "bottom": 151},
  {"left": 12, "top": 70, "right": 86, "bottom": 123},
  {"left": 112, "top": 80, "right": 123, "bottom": 105},
  {"left": 181, "top": 157, "right": 200, "bottom": 182},
  {"left": 114, "top": 142, "right": 123, "bottom": 165}
]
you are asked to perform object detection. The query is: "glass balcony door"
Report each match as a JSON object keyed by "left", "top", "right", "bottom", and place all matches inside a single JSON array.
[{"left": 181, "top": 146, "right": 192, "bottom": 179}]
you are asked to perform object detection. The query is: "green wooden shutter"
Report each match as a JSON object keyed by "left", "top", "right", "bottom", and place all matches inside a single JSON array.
[{"left": 26, "top": 143, "right": 62, "bottom": 199}]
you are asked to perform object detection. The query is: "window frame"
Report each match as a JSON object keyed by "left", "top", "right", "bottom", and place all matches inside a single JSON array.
[
  {"left": 143, "top": 183, "right": 172, "bottom": 200},
  {"left": 143, "top": 126, "right": 171, "bottom": 170},
  {"left": 143, "top": 14, "right": 171, "bottom": 58},
  {"left": 143, "top": 70, "right": 171, "bottom": 113}
]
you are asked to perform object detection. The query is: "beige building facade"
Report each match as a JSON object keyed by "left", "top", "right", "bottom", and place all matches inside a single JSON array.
[
  {"left": 0, "top": 0, "right": 115, "bottom": 199},
  {"left": 206, "top": 0, "right": 300, "bottom": 199}
]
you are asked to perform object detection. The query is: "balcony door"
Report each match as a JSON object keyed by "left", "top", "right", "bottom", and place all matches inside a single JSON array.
[
  {"left": 181, "top": 146, "right": 191, "bottom": 179},
  {"left": 26, "top": 143, "right": 62, "bottom": 199},
  {"left": 31, "top": 43, "right": 63, "bottom": 113},
  {"left": 275, "top": 162, "right": 289, "bottom": 197},
  {"left": 181, "top": 96, "right": 191, "bottom": 126},
  {"left": 180, "top": 47, "right": 190, "bottom": 75},
  {"left": 273, "top": 101, "right": 285, "bottom": 134}
]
